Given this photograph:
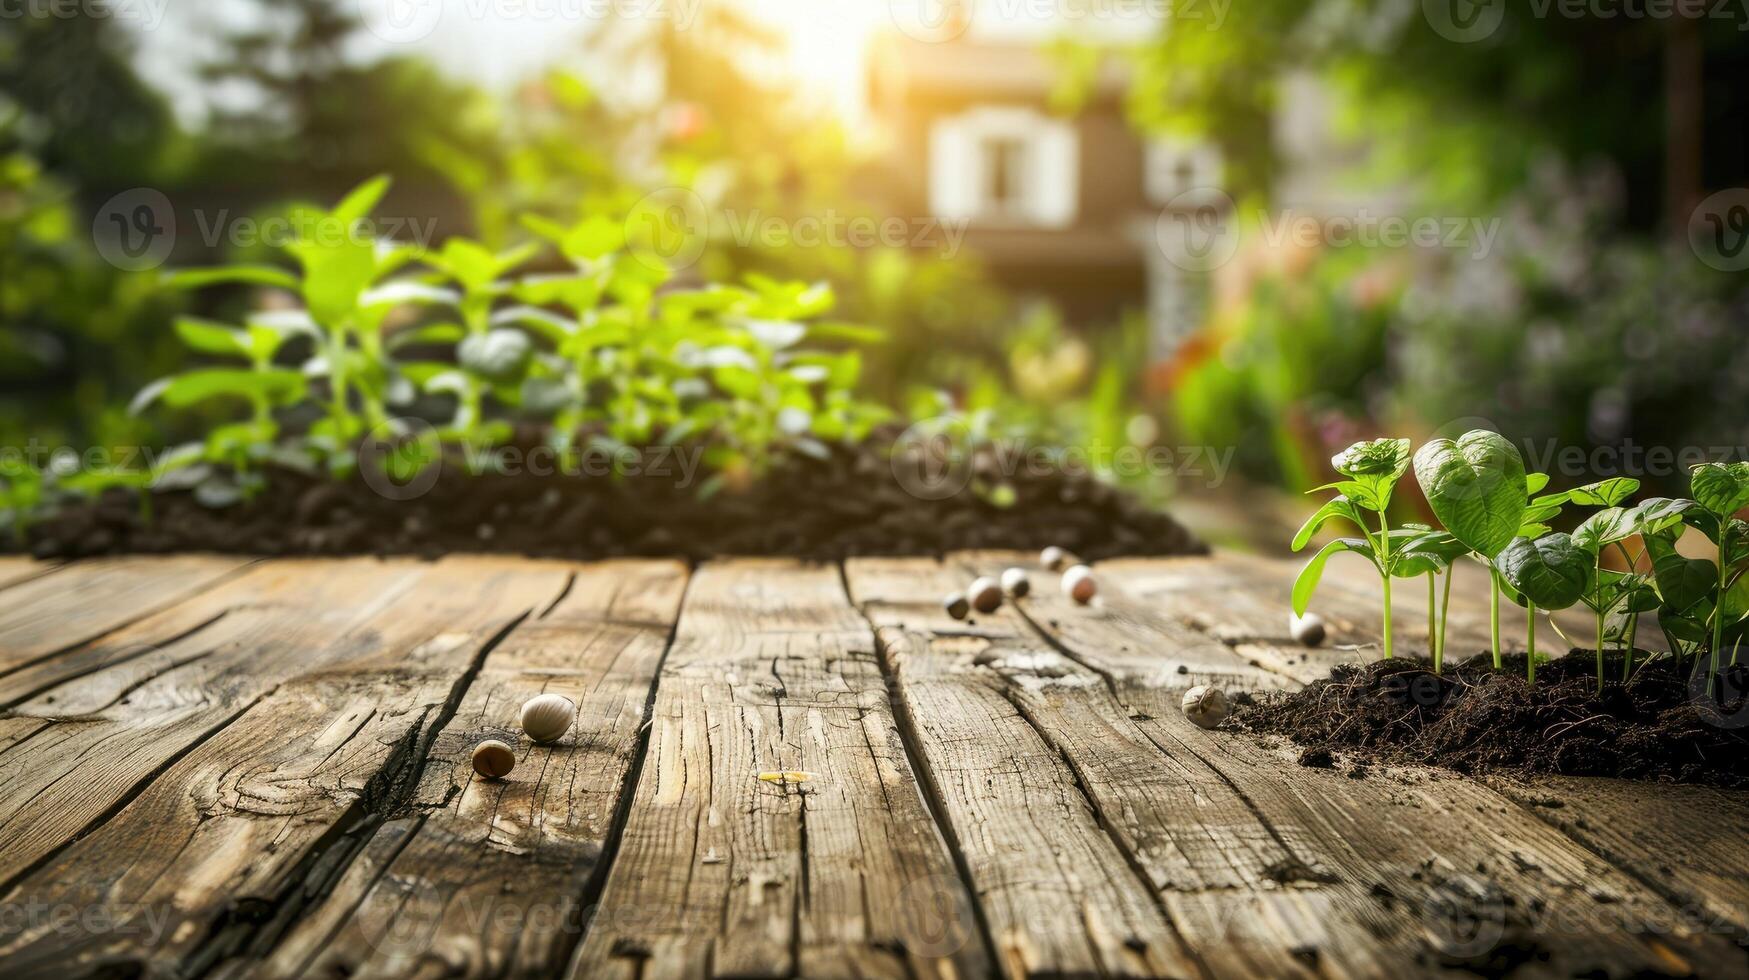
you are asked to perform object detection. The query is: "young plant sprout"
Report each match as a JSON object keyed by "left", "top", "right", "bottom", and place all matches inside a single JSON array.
[
  {"left": 1494, "top": 532, "right": 1588, "bottom": 684},
  {"left": 1001, "top": 567, "right": 1031, "bottom": 598},
  {"left": 1291, "top": 438, "right": 1412, "bottom": 658},
  {"left": 1062, "top": 565, "right": 1097, "bottom": 604},
  {"left": 1412, "top": 431, "right": 1529, "bottom": 668}
]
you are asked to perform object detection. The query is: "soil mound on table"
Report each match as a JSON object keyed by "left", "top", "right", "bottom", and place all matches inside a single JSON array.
[
  {"left": 16, "top": 438, "right": 1203, "bottom": 562},
  {"left": 1231, "top": 652, "right": 1749, "bottom": 788}
]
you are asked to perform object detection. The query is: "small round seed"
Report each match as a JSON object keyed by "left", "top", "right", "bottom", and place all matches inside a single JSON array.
[
  {"left": 1061, "top": 565, "right": 1097, "bottom": 604},
  {"left": 1000, "top": 567, "right": 1030, "bottom": 598},
  {"left": 1040, "top": 546, "right": 1071, "bottom": 571},
  {"left": 520, "top": 693, "right": 577, "bottom": 745},
  {"left": 472, "top": 739, "right": 517, "bottom": 780},
  {"left": 1181, "top": 686, "right": 1229, "bottom": 730},
  {"left": 943, "top": 592, "right": 970, "bottom": 620},
  {"left": 969, "top": 577, "right": 1003, "bottom": 614},
  {"left": 1290, "top": 612, "right": 1327, "bottom": 647}
]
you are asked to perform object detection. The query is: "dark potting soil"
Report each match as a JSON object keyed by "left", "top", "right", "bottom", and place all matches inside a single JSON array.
[
  {"left": 14, "top": 438, "right": 1204, "bottom": 562},
  {"left": 1230, "top": 651, "right": 1749, "bottom": 788}
]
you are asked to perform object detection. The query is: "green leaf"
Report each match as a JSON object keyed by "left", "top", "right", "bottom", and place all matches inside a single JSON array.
[
  {"left": 1645, "top": 531, "right": 1718, "bottom": 615},
  {"left": 174, "top": 318, "right": 249, "bottom": 358},
  {"left": 457, "top": 329, "right": 533, "bottom": 380},
  {"left": 1412, "top": 430, "right": 1528, "bottom": 559},
  {"left": 137, "top": 369, "right": 306, "bottom": 411},
  {"left": 333, "top": 174, "right": 392, "bottom": 226},
  {"left": 1572, "top": 507, "right": 1636, "bottom": 553},
  {"left": 165, "top": 265, "right": 300, "bottom": 292},
  {"left": 1291, "top": 495, "right": 1366, "bottom": 551},
  {"left": 1330, "top": 438, "right": 1410, "bottom": 512},
  {"left": 1632, "top": 497, "right": 1697, "bottom": 537},
  {"left": 1494, "top": 533, "right": 1589, "bottom": 610},
  {"left": 1525, "top": 472, "right": 1552, "bottom": 495},
  {"left": 1691, "top": 462, "right": 1749, "bottom": 518},
  {"left": 1567, "top": 477, "right": 1641, "bottom": 507},
  {"left": 1292, "top": 537, "right": 1374, "bottom": 617}
]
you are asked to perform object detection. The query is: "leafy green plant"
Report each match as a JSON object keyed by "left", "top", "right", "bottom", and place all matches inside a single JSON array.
[
  {"left": 1412, "top": 430, "right": 1531, "bottom": 668},
  {"left": 0, "top": 456, "right": 43, "bottom": 543},
  {"left": 1494, "top": 532, "right": 1589, "bottom": 684},
  {"left": 1290, "top": 437, "right": 1412, "bottom": 658}
]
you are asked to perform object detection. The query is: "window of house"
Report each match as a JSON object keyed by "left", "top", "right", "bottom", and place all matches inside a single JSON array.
[{"left": 930, "top": 107, "right": 1077, "bottom": 227}]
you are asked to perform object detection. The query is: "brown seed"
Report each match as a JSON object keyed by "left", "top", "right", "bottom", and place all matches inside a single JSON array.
[
  {"left": 943, "top": 592, "right": 970, "bottom": 620},
  {"left": 1062, "top": 565, "right": 1097, "bottom": 604},
  {"left": 969, "top": 576, "right": 1003, "bottom": 614},
  {"left": 472, "top": 739, "right": 517, "bottom": 780}
]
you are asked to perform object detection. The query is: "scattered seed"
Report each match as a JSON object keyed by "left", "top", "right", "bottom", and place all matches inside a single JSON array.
[
  {"left": 1061, "top": 565, "right": 1097, "bottom": 604},
  {"left": 1290, "top": 612, "right": 1328, "bottom": 647},
  {"left": 472, "top": 739, "right": 517, "bottom": 780},
  {"left": 1040, "top": 546, "right": 1071, "bottom": 571},
  {"left": 1000, "top": 567, "right": 1030, "bottom": 598},
  {"left": 1181, "top": 685, "right": 1229, "bottom": 730},
  {"left": 969, "top": 576, "right": 1003, "bottom": 614},
  {"left": 520, "top": 693, "right": 577, "bottom": 745},
  {"left": 942, "top": 592, "right": 970, "bottom": 620}
]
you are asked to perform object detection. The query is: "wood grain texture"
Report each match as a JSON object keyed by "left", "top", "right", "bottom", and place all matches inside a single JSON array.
[
  {"left": 0, "top": 558, "right": 57, "bottom": 593},
  {"left": 1489, "top": 775, "right": 1749, "bottom": 944},
  {"left": 1015, "top": 554, "right": 1748, "bottom": 978},
  {"left": 847, "top": 557, "right": 1203, "bottom": 979},
  {"left": 0, "top": 556, "right": 575, "bottom": 979},
  {"left": 567, "top": 560, "right": 986, "bottom": 980},
  {"left": 0, "top": 555, "right": 252, "bottom": 676},
  {"left": 264, "top": 560, "right": 690, "bottom": 980}
]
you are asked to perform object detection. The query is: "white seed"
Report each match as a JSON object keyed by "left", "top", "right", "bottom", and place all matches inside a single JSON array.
[
  {"left": 519, "top": 693, "right": 577, "bottom": 745},
  {"left": 1290, "top": 612, "right": 1327, "bottom": 647},
  {"left": 1000, "top": 567, "right": 1031, "bottom": 598},
  {"left": 1040, "top": 546, "right": 1071, "bottom": 571},
  {"left": 1061, "top": 565, "right": 1097, "bottom": 604},
  {"left": 943, "top": 592, "right": 970, "bottom": 620},
  {"left": 472, "top": 739, "right": 517, "bottom": 779},
  {"left": 969, "top": 577, "right": 1003, "bottom": 614},
  {"left": 1181, "top": 686, "right": 1229, "bottom": 730}
]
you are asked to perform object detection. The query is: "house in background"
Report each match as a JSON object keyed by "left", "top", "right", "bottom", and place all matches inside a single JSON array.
[{"left": 864, "top": 15, "right": 1226, "bottom": 362}]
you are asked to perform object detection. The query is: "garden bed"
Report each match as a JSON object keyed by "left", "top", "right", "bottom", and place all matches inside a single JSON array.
[{"left": 15, "top": 439, "right": 1203, "bottom": 562}]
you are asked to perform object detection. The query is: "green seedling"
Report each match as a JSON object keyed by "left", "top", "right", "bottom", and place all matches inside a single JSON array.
[
  {"left": 1291, "top": 437, "right": 1413, "bottom": 658},
  {"left": 1413, "top": 430, "right": 1530, "bottom": 668},
  {"left": 1494, "top": 531, "right": 1589, "bottom": 684}
]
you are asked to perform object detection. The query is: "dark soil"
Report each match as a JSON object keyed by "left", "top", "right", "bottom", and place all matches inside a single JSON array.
[
  {"left": 1231, "top": 650, "right": 1749, "bottom": 788},
  {"left": 12, "top": 437, "right": 1203, "bottom": 562}
]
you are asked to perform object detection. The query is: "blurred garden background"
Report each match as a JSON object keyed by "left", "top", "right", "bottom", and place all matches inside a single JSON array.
[{"left": 3, "top": 0, "right": 1747, "bottom": 548}]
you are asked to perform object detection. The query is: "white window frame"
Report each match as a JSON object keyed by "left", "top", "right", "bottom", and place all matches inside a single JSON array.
[{"left": 929, "top": 106, "right": 1079, "bottom": 228}]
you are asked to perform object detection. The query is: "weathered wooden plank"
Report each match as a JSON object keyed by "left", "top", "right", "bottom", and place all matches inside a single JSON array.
[
  {"left": 0, "top": 557, "right": 575, "bottom": 978},
  {"left": 261, "top": 560, "right": 690, "bottom": 979},
  {"left": 567, "top": 560, "right": 987, "bottom": 980},
  {"left": 0, "top": 555, "right": 252, "bottom": 676},
  {"left": 846, "top": 557, "right": 1204, "bottom": 979},
  {"left": 1012, "top": 557, "right": 1748, "bottom": 977},
  {"left": 1489, "top": 775, "right": 1749, "bottom": 944},
  {"left": 0, "top": 558, "right": 56, "bottom": 593}
]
